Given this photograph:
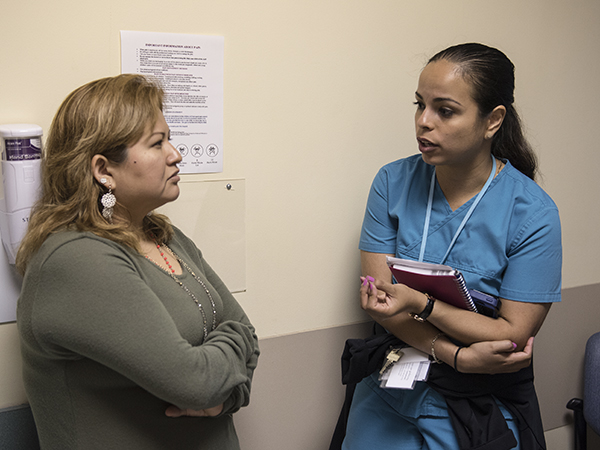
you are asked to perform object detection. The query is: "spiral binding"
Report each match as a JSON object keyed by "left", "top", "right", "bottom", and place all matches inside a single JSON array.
[{"left": 454, "top": 270, "right": 478, "bottom": 312}]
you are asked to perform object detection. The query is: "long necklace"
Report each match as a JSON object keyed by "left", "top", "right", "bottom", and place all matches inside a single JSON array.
[{"left": 146, "top": 241, "right": 217, "bottom": 340}]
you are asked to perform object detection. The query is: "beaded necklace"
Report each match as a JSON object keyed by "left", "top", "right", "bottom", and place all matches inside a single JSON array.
[{"left": 146, "top": 241, "right": 217, "bottom": 340}]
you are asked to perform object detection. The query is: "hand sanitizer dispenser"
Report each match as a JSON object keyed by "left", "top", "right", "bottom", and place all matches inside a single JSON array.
[{"left": 0, "top": 124, "right": 43, "bottom": 264}]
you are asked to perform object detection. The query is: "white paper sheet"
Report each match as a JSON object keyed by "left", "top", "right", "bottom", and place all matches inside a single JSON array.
[
  {"left": 121, "top": 31, "right": 224, "bottom": 174},
  {"left": 381, "top": 347, "right": 431, "bottom": 389}
]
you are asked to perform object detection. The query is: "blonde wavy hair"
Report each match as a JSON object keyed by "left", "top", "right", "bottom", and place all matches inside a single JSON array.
[{"left": 16, "top": 74, "right": 174, "bottom": 274}]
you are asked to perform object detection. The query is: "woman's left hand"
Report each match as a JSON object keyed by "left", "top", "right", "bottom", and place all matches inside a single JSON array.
[
  {"left": 360, "top": 277, "right": 421, "bottom": 324},
  {"left": 165, "top": 403, "right": 224, "bottom": 418},
  {"left": 458, "top": 337, "right": 535, "bottom": 374}
]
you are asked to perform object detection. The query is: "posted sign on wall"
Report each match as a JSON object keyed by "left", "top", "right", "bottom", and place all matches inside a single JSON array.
[{"left": 121, "top": 31, "right": 224, "bottom": 174}]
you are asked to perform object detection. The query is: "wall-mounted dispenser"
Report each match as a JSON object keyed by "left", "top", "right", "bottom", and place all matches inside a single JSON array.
[{"left": 0, "top": 124, "right": 43, "bottom": 265}]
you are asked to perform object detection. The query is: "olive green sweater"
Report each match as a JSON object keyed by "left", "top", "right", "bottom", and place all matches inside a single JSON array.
[{"left": 17, "top": 228, "right": 259, "bottom": 450}]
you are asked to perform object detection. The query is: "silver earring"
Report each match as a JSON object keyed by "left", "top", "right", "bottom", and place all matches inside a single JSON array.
[{"left": 101, "top": 183, "right": 116, "bottom": 223}]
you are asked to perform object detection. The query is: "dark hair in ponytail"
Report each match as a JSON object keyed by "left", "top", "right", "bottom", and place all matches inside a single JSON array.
[{"left": 428, "top": 43, "right": 537, "bottom": 180}]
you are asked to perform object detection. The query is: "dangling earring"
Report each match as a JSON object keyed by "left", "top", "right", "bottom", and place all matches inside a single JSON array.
[{"left": 100, "top": 178, "right": 116, "bottom": 223}]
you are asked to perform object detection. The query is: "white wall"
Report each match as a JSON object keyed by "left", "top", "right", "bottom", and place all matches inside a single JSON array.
[
  {"left": 1, "top": 0, "right": 599, "bottom": 428},
  {"left": 0, "top": 252, "right": 21, "bottom": 323}
]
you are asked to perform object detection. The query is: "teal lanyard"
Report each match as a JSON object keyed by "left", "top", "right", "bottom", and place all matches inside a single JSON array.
[{"left": 418, "top": 155, "right": 496, "bottom": 264}]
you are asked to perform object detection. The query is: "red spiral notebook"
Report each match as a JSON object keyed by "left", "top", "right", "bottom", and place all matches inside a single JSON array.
[{"left": 386, "top": 256, "right": 477, "bottom": 312}]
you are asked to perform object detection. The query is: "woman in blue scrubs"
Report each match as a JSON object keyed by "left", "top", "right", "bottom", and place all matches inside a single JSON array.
[{"left": 343, "top": 43, "right": 561, "bottom": 450}]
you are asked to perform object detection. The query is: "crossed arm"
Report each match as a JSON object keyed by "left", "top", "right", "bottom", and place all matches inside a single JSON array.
[{"left": 360, "top": 251, "right": 548, "bottom": 374}]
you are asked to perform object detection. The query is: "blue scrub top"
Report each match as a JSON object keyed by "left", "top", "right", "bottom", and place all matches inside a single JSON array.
[{"left": 359, "top": 154, "right": 562, "bottom": 303}]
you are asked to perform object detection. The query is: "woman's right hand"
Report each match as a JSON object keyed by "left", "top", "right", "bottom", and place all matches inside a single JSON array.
[
  {"left": 457, "top": 337, "right": 534, "bottom": 374},
  {"left": 359, "top": 276, "right": 424, "bottom": 325},
  {"left": 165, "top": 403, "right": 224, "bottom": 418}
]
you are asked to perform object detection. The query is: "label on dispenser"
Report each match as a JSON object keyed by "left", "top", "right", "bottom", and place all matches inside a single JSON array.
[{"left": 4, "top": 138, "right": 42, "bottom": 161}]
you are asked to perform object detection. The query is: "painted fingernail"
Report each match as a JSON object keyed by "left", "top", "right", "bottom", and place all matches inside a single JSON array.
[
  {"left": 361, "top": 277, "right": 368, "bottom": 286},
  {"left": 512, "top": 342, "right": 517, "bottom": 350},
  {"left": 366, "top": 276, "right": 375, "bottom": 282}
]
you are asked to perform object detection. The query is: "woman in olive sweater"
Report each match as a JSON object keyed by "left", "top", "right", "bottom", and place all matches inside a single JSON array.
[{"left": 17, "top": 74, "right": 259, "bottom": 450}]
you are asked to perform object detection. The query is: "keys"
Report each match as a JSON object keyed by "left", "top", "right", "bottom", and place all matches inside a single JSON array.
[{"left": 380, "top": 347, "right": 404, "bottom": 376}]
